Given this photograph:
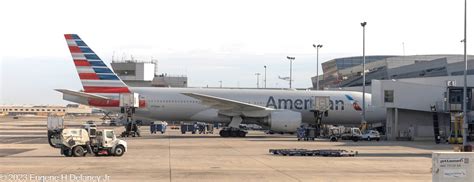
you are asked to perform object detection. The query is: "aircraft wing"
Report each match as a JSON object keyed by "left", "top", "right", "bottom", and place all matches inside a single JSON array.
[
  {"left": 55, "top": 89, "right": 109, "bottom": 100},
  {"left": 181, "top": 93, "right": 274, "bottom": 115}
]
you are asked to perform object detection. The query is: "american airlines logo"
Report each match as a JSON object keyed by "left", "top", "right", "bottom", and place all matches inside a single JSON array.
[
  {"left": 345, "top": 94, "right": 362, "bottom": 111},
  {"left": 266, "top": 96, "right": 346, "bottom": 110}
]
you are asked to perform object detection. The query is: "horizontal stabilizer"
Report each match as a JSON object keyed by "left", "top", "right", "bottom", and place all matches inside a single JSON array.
[{"left": 55, "top": 89, "right": 109, "bottom": 100}]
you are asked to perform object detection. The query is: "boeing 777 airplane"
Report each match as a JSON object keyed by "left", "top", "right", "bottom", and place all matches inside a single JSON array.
[{"left": 57, "top": 34, "right": 386, "bottom": 137}]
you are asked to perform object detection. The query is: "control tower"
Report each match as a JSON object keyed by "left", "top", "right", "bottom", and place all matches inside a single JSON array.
[{"left": 111, "top": 59, "right": 187, "bottom": 87}]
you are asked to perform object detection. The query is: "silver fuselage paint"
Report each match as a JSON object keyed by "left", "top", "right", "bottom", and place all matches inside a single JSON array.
[{"left": 99, "top": 87, "right": 385, "bottom": 125}]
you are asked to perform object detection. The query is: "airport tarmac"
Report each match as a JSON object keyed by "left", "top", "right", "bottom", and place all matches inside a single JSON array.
[{"left": 0, "top": 116, "right": 454, "bottom": 182}]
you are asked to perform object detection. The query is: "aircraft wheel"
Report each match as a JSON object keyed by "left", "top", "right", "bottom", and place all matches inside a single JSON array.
[
  {"left": 230, "top": 130, "right": 238, "bottom": 137},
  {"left": 219, "top": 130, "right": 229, "bottom": 137},
  {"left": 238, "top": 131, "right": 246, "bottom": 137}
]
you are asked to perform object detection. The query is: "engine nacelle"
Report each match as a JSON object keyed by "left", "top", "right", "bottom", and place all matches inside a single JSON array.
[{"left": 265, "top": 110, "right": 302, "bottom": 132}]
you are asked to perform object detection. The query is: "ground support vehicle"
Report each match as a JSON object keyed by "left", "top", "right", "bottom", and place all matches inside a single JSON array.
[
  {"left": 296, "top": 126, "right": 317, "bottom": 141},
  {"left": 47, "top": 117, "right": 127, "bottom": 157},
  {"left": 269, "top": 149, "right": 357, "bottom": 157},
  {"left": 341, "top": 128, "right": 362, "bottom": 142}
]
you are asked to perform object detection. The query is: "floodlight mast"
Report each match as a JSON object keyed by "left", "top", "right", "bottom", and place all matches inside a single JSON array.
[{"left": 313, "top": 44, "right": 323, "bottom": 90}]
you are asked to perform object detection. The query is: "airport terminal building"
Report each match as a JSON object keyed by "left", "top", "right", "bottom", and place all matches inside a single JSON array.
[
  {"left": 312, "top": 54, "right": 474, "bottom": 141},
  {"left": 312, "top": 54, "right": 474, "bottom": 89},
  {"left": 0, "top": 104, "right": 92, "bottom": 116}
]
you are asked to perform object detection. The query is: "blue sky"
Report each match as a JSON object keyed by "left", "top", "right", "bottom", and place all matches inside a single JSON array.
[{"left": 0, "top": 0, "right": 472, "bottom": 105}]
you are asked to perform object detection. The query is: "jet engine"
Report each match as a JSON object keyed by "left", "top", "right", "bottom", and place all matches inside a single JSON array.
[{"left": 265, "top": 110, "right": 302, "bottom": 132}]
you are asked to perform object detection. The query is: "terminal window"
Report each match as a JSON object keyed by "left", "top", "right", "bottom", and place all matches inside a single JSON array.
[{"left": 384, "top": 90, "right": 394, "bottom": 103}]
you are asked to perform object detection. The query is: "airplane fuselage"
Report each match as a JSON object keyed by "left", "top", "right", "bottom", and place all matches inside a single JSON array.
[
  {"left": 108, "top": 87, "right": 386, "bottom": 125},
  {"left": 60, "top": 34, "right": 386, "bottom": 134}
]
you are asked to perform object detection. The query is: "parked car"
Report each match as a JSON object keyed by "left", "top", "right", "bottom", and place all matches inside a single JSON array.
[{"left": 361, "top": 130, "right": 380, "bottom": 141}]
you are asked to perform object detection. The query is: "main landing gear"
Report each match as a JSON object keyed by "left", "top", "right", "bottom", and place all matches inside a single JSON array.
[
  {"left": 219, "top": 127, "right": 247, "bottom": 137},
  {"left": 219, "top": 116, "right": 247, "bottom": 137}
]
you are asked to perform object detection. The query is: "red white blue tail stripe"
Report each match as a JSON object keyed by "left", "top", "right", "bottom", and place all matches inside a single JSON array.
[
  {"left": 64, "top": 34, "right": 130, "bottom": 93},
  {"left": 64, "top": 34, "right": 146, "bottom": 108}
]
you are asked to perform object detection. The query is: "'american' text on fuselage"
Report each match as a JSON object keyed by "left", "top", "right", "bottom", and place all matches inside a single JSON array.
[{"left": 265, "top": 96, "right": 345, "bottom": 110}]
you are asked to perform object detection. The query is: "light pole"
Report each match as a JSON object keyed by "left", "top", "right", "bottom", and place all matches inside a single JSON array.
[
  {"left": 462, "top": 0, "right": 468, "bottom": 148},
  {"left": 264, "top": 66, "right": 267, "bottom": 88},
  {"left": 313, "top": 44, "right": 323, "bottom": 90},
  {"left": 255, "top": 73, "right": 261, "bottom": 88},
  {"left": 286, "top": 56, "right": 295, "bottom": 88},
  {"left": 361, "top": 21, "right": 367, "bottom": 125}
]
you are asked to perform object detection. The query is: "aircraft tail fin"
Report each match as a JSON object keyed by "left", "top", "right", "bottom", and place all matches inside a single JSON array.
[{"left": 64, "top": 34, "right": 130, "bottom": 93}]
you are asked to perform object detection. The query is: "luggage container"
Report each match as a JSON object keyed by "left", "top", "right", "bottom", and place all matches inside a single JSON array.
[
  {"left": 181, "top": 123, "right": 196, "bottom": 134},
  {"left": 206, "top": 124, "right": 214, "bottom": 134},
  {"left": 156, "top": 123, "right": 166, "bottom": 134},
  {"left": 150, "top": 122, "right": 157, "bottom": 134},
  {"left": 150, "top": 122, "right": 167, "bottom": 134}
]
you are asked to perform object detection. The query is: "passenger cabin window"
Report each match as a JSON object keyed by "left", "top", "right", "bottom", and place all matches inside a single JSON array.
[
  {"left": 384, "top": 90, "right": 394, "bottom": 103},
  {"left": 106, "top": 131, "right": 114, "bottom": 139}
]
